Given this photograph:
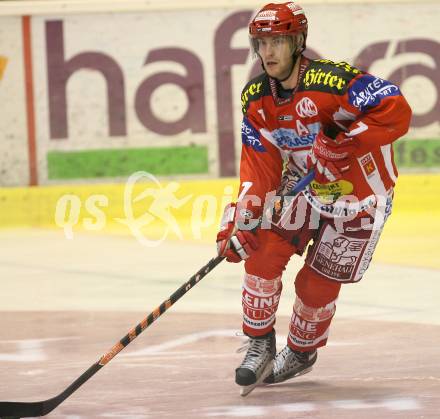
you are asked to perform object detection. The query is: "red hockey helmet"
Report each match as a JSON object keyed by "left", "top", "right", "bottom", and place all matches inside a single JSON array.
[{"left": 249, "top": 2, "right": 308, "bottom": 51}]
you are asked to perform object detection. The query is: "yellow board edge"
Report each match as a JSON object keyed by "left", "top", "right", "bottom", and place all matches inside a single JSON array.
[{"left": 0, "top": 174, "right": 439, "bottom": 269}]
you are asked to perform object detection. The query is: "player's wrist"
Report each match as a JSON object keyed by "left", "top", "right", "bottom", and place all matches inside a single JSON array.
[{"left": 216, "top": 202, "right": 260, "bottom": 263}]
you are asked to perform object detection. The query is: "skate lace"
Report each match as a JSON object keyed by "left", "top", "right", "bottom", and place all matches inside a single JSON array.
[
  {"left": 274, "top": 346, "right": 302, "bottom": 374},
  {"left": 236, "top": 337, "right": 271, "bottom": 370}
]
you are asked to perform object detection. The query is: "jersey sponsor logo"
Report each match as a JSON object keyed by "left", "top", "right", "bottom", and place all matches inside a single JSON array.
[
  {"left": 241, "top": 81, "right": 263, "bottom": 113},
  {"left": 310, "top": 179, "right": 354, "bottom": 204},
  {"left": 348, "top": 75, "right": 400, "bottom": 112},
  {"left": 241, "top": 117, "right": 266, "bottom": 152},
  {"left": 314, "top": 238, "right": 362, "bottom": 279},
  {"left": 274, "top": 129, "right": 315, "bottom": 149},
  {"left": 315, "top": 59, "right": 362, "bottom": 75},
  {"left": 359, "top": 152, "right": 377, "bottom": 177},
  {"left": 309, "top": 226, "right": 368, "bottom": 282},
  {"left": 300, "top": 60, "right": 361, "bottom": 95},
  {"left": 270, "top": 122, "right": 320, "bottom": 151},
  {"left": 296, "top": 97, "right": 318, "bottom": 118},
  {"left": 303, "top": 68, "right": 347, "bottom": 93},
  {"left": 303, "top": 187, "right": 377, "bottom": 218},
  {"left": 290, "top": 313, "right": 318, "bottom": 342}
]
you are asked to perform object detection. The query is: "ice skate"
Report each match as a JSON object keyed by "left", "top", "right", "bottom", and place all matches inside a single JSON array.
[
  {"left": 263, "top": 345, "right": 317, "bottom": 384},
  {"left": 235, "top": 330, "right": 276, "bottom": 396}
]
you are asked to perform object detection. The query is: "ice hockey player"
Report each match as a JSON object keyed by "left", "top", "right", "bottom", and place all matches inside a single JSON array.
[{"left": 216, "top": 1, "right": 412, "bottom": 396}]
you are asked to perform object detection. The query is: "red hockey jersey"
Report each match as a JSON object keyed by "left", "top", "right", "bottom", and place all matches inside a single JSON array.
[{"left": 239, "top": 57, "right": 412, "bottom": 219}]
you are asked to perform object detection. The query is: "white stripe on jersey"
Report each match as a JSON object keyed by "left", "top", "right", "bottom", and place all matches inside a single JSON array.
[
  {"left": 260, "top": 127, "right": 309, "bottom": 172},
  {"left": 357, "top": 152, "right": 387, "bottom": 197},
  {"left": 260, "top": 128, "right": 311, "bottom": 173},
  {"left": 260, "top": 127, "right": 278, "bottom": 148},
  {"left": 259, "top": 127, "right": 288, "bottom": 162},
  {"left": 380, "top": 144, "right": 397, "bottom": 183}
]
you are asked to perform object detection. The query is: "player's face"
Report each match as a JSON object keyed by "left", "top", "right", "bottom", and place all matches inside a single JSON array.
[{"left": 255, "top": 36, "right": 294, "bottom": 79}]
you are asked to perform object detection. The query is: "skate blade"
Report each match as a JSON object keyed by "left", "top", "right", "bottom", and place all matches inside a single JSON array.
[
  {"left": 269, "top": 365, "right": 314, "bottom": 385},
  {"left": 239, "top": 360, "right": 274, "bottom": 397},
  {"left": 293, "top": 366, "right": 313, "bottom": 379}
]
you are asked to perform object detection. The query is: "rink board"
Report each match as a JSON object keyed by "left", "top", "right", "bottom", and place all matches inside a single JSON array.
[{"left": 0, "top": 174, "right": 439, "bottom": 268}]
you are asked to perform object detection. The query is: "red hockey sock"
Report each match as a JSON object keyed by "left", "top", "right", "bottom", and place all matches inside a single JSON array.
[{"left": 288, "top": 265, "right": 341, "bottom": 351}]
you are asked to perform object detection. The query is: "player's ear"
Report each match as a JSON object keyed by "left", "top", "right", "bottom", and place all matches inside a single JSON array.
[
  {"left": 289, "top": 34, "right": 302, "bottom": 55},
  {"left": 296, "top": 34, "right": 305, "bottom": 51}
]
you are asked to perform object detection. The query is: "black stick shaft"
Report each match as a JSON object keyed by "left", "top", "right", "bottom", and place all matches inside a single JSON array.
[
  {"left": 0, "top": 255, "right": 224, "bottom": 418},
  {"left": 99, "top": 255, "right": 224, "bottom": 365},
  {"left": 0, "top": 172, "right": 315, "bottom": 418}
]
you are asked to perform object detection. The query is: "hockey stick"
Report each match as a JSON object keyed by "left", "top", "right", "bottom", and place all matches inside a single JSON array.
[
  {"left": 0, "top": 171, "right": 315, "bottom": 419},
  {"left": 0, "top": 255, "right": 225, "bottom": 419},
  {"left": 287, "top": 169, "right": 315, "bottom": 196}
]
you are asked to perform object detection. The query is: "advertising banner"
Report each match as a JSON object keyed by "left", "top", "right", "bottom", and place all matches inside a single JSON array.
[
  {"left": 0, "top": 2, "right": 439, "bottom": 186},
  {"left": 0, "top": 16, "right": 30, "bottom": 186}
]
